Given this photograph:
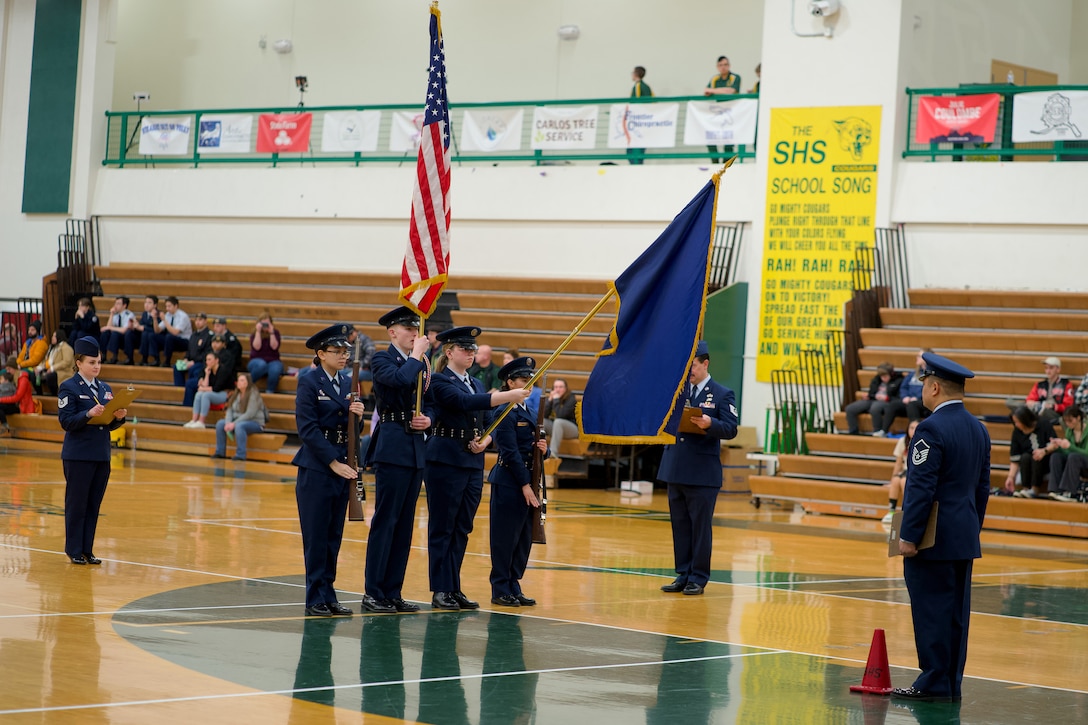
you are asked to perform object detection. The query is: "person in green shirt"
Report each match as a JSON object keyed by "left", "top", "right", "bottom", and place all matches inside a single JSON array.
[
  {"left": 704, "top": 56, "right": 741, "bottom": 163},
  {"left": 628, "top": 66, "right": 652, "bottom": 165},
  {"left": 1047, "top": 406, "right": 1088, "bottom": 501}
]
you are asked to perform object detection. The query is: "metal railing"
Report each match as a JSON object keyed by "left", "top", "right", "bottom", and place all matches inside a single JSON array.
[
  {"left": 767, "top": 330, "right": 845, "bottom": 455},
  {"left": 103, "top": 94, "right": 759, "bottom": 168},
  {"left": 903, "top": 84, "right": 1088, "bottom": 161},
  {"left": 709, "top": 222, "right": 744, "bottom": 292}
]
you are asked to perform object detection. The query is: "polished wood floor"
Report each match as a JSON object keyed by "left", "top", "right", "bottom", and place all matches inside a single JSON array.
[{"left": 2, "top": 439, "right": 1087, "bottom": 724}]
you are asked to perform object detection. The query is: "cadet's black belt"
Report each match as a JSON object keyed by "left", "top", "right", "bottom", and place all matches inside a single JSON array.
[
  {"left": 432, "top": 426, "right": 481, "bottom": 441},
  {"left": 320, "top": 428, "right": 348, "bottom": 444},
  {"left": 379, "top": 411, "right": 413, "bottom": 424},
  {"left": 497, "top": 455, "right": 533, "bottom": 469}
]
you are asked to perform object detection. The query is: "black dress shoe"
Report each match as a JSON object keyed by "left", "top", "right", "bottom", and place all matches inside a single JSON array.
[
  {"left": 515, "top": 594, "right": 536, "bottom": 606},
  {"left": 305, "top": 603, "right": 334, "bottom": 617},
  {"left": 491, "top": 595, "right": 521, "bottom": 607},
  {"left": 451, "top": 591, "right": 479, "bottom": 609},
  {"left": 211, "top": 453, "right": 227, "bottom": 459},
  {"left": 68, "top": 555, "right": 87, "bottom": 565},
  {"left": 386, "top": 598, "right": 421, "bottom": 613},
  {"left": 360, "top": 595, "right": 396, "bottom": 614},
  {"left": 84, "top": 554, "right": 102, "bottom": 565},
  {"left": 682, "top": 583, "right": 705, "bottom": 595},
  {"left": 326, "top": 602, "right": 354, "bottom": 616},
  {"left": 660, "top": 580, "right": 686, "bottom": 593},
  {"left": 431, "top": 592, "right": 461, "bottom": 610},
  {"left": 891, "top": 687, "right": 953, "bottom": 702}
]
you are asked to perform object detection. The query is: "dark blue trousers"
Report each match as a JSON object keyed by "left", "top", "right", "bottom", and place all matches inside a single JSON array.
[
  {"left": 295, "top": 467, "right": 350, "bottom": 608},
  {"left": 425, "top": 463, "right": 482, "bottom": 593},
  {"left": 904, "top": 557, "right": 973, "bottom": 698},
  {"left": 365, "top": 462, "right": 423, "bottom": 600},
  {"left": 63, "top": 459, "right": 110, "bottom": 558},
  {"left": 489, "top": 483, "right": 533, "bottom": 598},
  {"left": 666, "top": 484, "right": 719, "bottom": 586}
]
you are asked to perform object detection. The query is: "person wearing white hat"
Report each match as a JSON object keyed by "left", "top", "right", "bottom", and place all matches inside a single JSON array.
[{"left": 1006, "top": 356, "right": 1074, "bottom": 429}]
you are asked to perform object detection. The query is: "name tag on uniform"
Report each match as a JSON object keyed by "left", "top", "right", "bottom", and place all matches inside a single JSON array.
[
  {"left": 79, "top": 395, "right": 91, "bottom": 400},
  {"left": 517, "top": 421, "right": 530, "bottom": 427},
  {"left": 317, "top": 394, "right": 331, "bottom": 401}
]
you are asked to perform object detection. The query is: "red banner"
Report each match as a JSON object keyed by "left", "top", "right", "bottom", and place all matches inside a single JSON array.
[
  {"left": 256, "top": 113, "right": 313, "bottom": 153},
  {"left": 914, "top": 94, "right": 1000, "bottom": 144}
]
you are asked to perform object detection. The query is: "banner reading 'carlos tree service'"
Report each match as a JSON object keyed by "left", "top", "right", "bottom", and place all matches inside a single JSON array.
[{"left": 756, "top": 106, "right": 881, "bottom": 382}]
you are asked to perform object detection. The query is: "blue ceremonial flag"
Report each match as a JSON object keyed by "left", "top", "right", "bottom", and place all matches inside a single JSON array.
[{"left": 578, "top": 172, "right": 722, "bottom": 444}]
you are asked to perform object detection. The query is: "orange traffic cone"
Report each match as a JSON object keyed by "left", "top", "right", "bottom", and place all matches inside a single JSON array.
[{"left": 849, "top": 628, "right": 893, "bottom": 695}]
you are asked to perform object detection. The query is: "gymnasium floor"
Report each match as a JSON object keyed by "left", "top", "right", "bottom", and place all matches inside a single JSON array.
[{"left": 2, "top": 439, "right": 1087, "bottom": 724}]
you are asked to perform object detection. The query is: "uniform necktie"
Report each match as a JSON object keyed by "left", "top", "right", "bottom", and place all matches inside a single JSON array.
[
  {"left": 90, "top": 381, "right": 99, "bottom": 399},
  {"left": 331, "top": 376, "right": 341, "bottom": 397},
  {"left": 463, "top": 375, "right": 473, "bottom": 391}
]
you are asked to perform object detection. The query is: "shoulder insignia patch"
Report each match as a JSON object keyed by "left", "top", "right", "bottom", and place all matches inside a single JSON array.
[
  {"left": 58, "top": 396, "right": 69, "bottom": 409},
  {"left": 912, "top": 438, "right": 930, "bottom": 466}
]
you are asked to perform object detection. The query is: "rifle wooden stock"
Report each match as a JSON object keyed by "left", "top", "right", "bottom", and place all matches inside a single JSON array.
[
  {"left": 347, "top": 337, "right": 366, "bottom": 522},
  {"left": 529, "top": 374, "right": 548, "bottom": 544}
]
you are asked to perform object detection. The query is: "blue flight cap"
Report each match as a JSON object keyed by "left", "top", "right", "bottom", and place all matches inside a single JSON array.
[
  {"left": 305, "top": 324, "right": 352, "bottom": 350},
  {"left": 919, "top": 351, "right": 974, "bottom": 386},
  {"left": 436, "top": 326, "right": 482, "bottom": 350},
  {"left": 499, "top": 356, "right": 536, "bottom": 381},
  {"left": 378, "top": 306, "right": 419, "bottom": 329},
  {"left": 695, "top": 340, "right": 709, "bottom": 357},
  {"left": 74, "top": 336, "right": 100, "bottom": 357}
]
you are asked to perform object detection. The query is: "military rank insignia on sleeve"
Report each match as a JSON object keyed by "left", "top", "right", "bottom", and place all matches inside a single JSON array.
[
  {"left": 58, "top": 396, "right": 69, "bottom": 408},
  {"left": 912, "top": 439, "right": 930, "bottom": 466}
]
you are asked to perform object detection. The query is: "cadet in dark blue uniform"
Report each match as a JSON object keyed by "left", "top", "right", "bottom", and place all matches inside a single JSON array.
[
  {"left": 895, "top": 352, "right": 991, "bottom": 702},
  {"left": 425, "top": 326, "right": 530, "bottom": 610},
  {"left": 361, "top": 306, "right": 432, "bottom": 614},
  {"left": 487, "top": 356, "right": 548, "bottom": 607},
  {"left": 657, "top": 341, "right": 738, "bottom": 596},
  {"left": 58, "top": 337, "right": 128, "bottom": 565},
  {"left": 292, "top": 324, "right": 364, "bottom": 617}
]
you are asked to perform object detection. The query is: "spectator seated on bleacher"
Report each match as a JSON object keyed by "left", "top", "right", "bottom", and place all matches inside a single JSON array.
[
  {"left": 150, "top": 295, "right": 192, "bottom": 368},
  {"left": 211, "top": 317, "right": 244, "bottom": 379},
  {"left": 1074, "top": 377, "right": 1088, "bottom": 417},
  {"left": 67, "top": 298, "right": 100, "bottom": 348},
  {"left": 183, "top": 350, "right": 236, "bottom": 429},
  {"left": 247, "top": 312, "right": 284, "bottom": 394},
  {"left": 845, "top": 362, "right": 904, "bottom": 437},
  {"left": 543, "top": 378, "right": 579, "bottom": 455},
  {"left": 212, "top": 372, "right": 267, "bottom": 461},
  {"left": 469, "top": 344, "right": 502, "bottom": 393},
  {"left": 133, "top": 294, "right": 160, "bottom": 366},
  {"left": 1046, "top": 407, "right": 1088, "bottom": 502},
  {"left": 1007, "top": 406, "right": 1056, "bottom": 499},
  {"left": 37, "top": 330, "right": 75, "bottom": 396},
  {"left": 882, "top": 419, "right": 920, "bottom": 523},
  {"left": 1006, "top": 356, "right": 1075, "bottom": 429},
  {"left": 0, "top": 323, "right": 18, "bottom": 359},
  {"left": 882, "top": 348, "right": 932, "bottom": 428},
  {"left": 174, "top": 311, "right": 213, "bottom": 388},
  {"left": 99, "top": 296, "right": 136, "bottom": 364},
  {"left": 15, "top": 320, "right": 46, "bottom": 375},
  {"left": 0, "top": 357, "right": 35, "bottom": 436}
]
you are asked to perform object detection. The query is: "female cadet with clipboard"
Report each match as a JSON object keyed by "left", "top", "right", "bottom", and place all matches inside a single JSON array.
[{"left": 57, "top": 336, "right": 129, "bottom": 565}]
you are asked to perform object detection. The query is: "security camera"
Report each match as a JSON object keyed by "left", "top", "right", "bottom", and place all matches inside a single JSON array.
[{"left": 809, "top": 0, "right": 841, "bottom": 17}]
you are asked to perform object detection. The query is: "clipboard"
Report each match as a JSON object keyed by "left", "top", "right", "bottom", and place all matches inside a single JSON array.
[
  {"left": 887, "top": 502, "right": 938, "bottom": 557},
  {"left": 678, "top": 406, "right": 708, "bottom": 434},
  {"left": 89, "top": 387, "right": 140, "bottom": 425}
]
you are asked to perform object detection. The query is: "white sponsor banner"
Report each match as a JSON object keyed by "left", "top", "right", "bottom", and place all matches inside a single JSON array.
[
  {"left": 530, "top": 105, "right": 599, "bottom": 150},
  {"left": 683, "top": 99, "right": 759, "bottom": 146},
  {"left": 139, "top": 116, "right": 192, "bottom": 155},
  {"left": 1012, "top": 91, "right": 1087, "bottom": 143},
  {"left": 321, "top": 110, "right": 382, "bottom": 152},
  {"left": 390, "top": 111, "right": 426, "bottom": 152},
  {"left": 460, "top": 108, "right": 523, "bottom": 152},
  {"left": 607, "top": 103, "right": 678, "bottom": 149},
  {"left": 197, "top": 114, "right": 252, "bottom": 154}
]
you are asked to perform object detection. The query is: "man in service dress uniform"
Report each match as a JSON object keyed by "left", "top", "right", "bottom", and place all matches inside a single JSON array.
[
  {"left": 361, "top": 306, "right": 432, "bottom": 614},
  {"left": 895, "top": 352, "right": 990, "bottom": 702},
  {"left": 293, "top": 324, "right": 364, "bottom": 617},
  {"left": 657, "top": 341, "right": 738, "bottom": 596}
]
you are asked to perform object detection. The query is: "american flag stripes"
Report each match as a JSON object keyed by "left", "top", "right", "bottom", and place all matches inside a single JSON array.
[{"left": 399, "top": 3, "right": 451, "bottom": 318}]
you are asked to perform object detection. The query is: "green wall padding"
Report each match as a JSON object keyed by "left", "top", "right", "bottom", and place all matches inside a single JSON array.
[{"left": 704, "top": 282, "right": 748, "bottom": 401}]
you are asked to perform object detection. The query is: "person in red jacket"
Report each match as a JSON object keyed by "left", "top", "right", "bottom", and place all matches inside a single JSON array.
[
  {"left": 0, "top": 358, "right": 35, "bottom": 435},
  {"left": 1006, "top": 356, "right": 1075, "bottom": 429}
]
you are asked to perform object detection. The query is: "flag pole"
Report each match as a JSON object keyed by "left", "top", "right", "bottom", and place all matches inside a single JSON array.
[
  {"left": 480, "top": 286, "right": 616, "bottom": 440},
  {"left": 415, "top": 312, "right": 425, "bottom": 415}
]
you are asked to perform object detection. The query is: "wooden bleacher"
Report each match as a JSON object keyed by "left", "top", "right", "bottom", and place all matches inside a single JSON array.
[
  {"left": 18, "top": 264, "right": 615, "bottom": 473},
  {"left": 752, "top": 288, "right": 1088, "bottom": 538}
]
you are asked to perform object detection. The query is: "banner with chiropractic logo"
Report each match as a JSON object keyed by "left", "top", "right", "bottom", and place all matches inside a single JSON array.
[
  {"left": 320, "top": 110, "right": 382, "bottom": 152},
  {"left": 138, "top": 116, "right": 192, "bottom": 155},
  {"left": 757, "top": 105, "right": 882, "bottom": 381},
  {"left": 255, "top": 112, "right": 313, "bottom": 153},
  {"left": 1011, "top": 90, "right": 1087, "bottom": 143},
  {"left": 683, "top": 99, "right": 758, "bottom": 146},
  {"left": 607, "top": 102, "right": 678, "bottom": 149},
  {"left": 389, "top": 110, "right": 425, "bottom": 152},
  {"left": 459, "top": 108, "right": 524, "bottom": 152},
  {"left": 196, "top": 114, "right": 252, "bottom": 154},
  {"left": 914, "top": 94, "right": 1000, "bottom": 144},
  {"left": 530, "top": 105, "right": 599, "bottom": 150}
]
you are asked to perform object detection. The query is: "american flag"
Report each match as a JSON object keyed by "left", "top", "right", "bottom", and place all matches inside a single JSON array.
[{"left": 399, "top": 4, "right": 451, "bottom": 318}]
